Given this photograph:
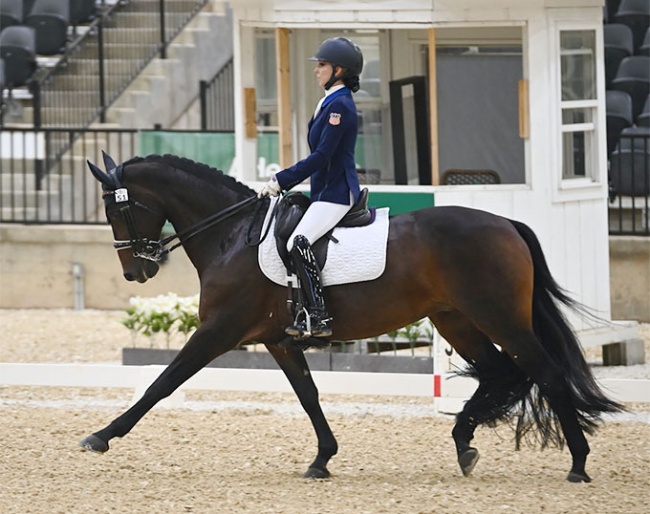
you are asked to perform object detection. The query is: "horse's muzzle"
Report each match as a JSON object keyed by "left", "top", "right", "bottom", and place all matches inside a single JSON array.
[{"left": 124, "top": 260, "right": 160, "bottom": 283}]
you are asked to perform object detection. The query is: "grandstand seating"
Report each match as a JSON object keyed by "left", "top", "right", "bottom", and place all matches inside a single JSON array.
[
  {"left": 24, "top": 0, "right": 70, "bottom": 56},
  {"left": 610, "top": 126, "right": 650, "bottom": 196},
  {"left": 606, "top": 0, "right": 623, "bottom": 23},
  {"left": 606, "top": 90, "right": 634, "bottom": 157},
  {"left": 22, "top": 0, "right": 37, "bottom": 18},
  {"left": 637, "top": 95, "right": 650, "bottom": 127},
  {"left": 0, "top": 25, "right": 37, "bottom": 87},
  {"left": 638, "top": 27, "right": 650, "bottom": 56},
  {"left": 0, "top": 0, "right": 24, "bottom": 29},
  {"left": 603, "top": 1, "right": 648, "bottom": 227},
  {"left": 611, "top": 56, "right": 650, "bottom": 120},
  {"left": 70, "top": 0, "right": 96, "bottom": 27},
  {"left": 604, "top": 24, "right": 634, "bottom": 88},
  {"left": 613, "top": 0, "right": 650, "bottom": 51}
]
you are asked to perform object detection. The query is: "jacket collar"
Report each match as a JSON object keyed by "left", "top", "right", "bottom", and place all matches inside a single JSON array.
[{"left": 320, "top": 86, "right": 350, "bottom": 110}]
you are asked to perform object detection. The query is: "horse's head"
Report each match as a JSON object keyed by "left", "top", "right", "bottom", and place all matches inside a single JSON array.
[{"left": 87, "top": 152, "right": 165, "bottom": 283}]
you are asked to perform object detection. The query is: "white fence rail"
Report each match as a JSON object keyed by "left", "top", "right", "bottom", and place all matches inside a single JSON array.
[{"left": 1, "top": 363, "right": 648, "bottom": 411}]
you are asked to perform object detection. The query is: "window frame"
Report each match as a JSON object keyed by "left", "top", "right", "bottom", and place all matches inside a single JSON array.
[{"left": 551, "top": 20, "right": 607, "bottom": 202}]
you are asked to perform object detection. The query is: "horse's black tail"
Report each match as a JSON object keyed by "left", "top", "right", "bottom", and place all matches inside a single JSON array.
[{"left": 507, "top": 219, "right": 624, "bottom": 443}]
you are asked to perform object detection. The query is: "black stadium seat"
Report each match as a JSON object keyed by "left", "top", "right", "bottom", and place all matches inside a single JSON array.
[
  {"left": 611, "top": 55, "right": 650, "bottom": 119},
  {"left": 613, "top": 0, "right": 650, "bottom": 51},
  {"left": 637, "top": 95, "right": 650, "bottom": 127},
  {"left": 606, "top": 90, "right": 634, "bottom": 157},
  {"left": 638, "top": 27, "right": 650, "bottom": 56},
  {"left": 0, "top": 25, "right": 37, "bottom": 87},
  {"left": 24, "top": 0, "right": 69, "bottom": 56},
  {"left": 604, "top": 24, "right": 634, "bottom": 88},
  {"left": 70, "top": 0, "right": 97, "bottom": 27},
  {"left": 0, "top": 0, "right": 24, "bottom": 29},
  {"left": 610, "top": 126, "right": 650, "bottom": 196},
  {"left": 22, "top": 0, "right": 37, "bottom": 18},
  {"left": 606, "top": 0, "right": 623, "bottom": 23}
]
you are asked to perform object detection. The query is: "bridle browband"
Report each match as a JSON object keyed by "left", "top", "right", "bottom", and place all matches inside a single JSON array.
[{"left": 102, "top": 164, "right": 260, "bottom": 262}]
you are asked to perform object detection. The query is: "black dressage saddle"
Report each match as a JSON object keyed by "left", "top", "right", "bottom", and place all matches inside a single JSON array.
[{"left": 273, "top": 188, "right": 375, "bottom": 271}]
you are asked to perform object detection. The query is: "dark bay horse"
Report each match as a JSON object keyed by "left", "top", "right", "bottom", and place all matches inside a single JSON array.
[{"left": 83, "top": 153, "right": 621, "bottom": 483}]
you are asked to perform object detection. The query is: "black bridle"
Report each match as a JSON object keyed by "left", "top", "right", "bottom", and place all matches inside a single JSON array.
[{"left": 102, "top": 164, "right": 261, "bottom": 262}]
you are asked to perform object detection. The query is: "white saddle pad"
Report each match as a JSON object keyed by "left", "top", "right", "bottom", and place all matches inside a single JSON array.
[{"left": 258, "top": 197, "right": 390, "bottom": 287}]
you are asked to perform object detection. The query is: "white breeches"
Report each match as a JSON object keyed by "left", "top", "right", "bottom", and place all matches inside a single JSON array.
[{"left": 287, "top": 196, "right": 353, "bottom": 252}]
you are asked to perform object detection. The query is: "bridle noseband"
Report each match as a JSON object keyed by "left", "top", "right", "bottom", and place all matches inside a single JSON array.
[
  {"left": 101, "top": 164, "right": 259, "bottom": 262},
  {"left": 102, "top": 185, "right": 168, "bottom": 261}
]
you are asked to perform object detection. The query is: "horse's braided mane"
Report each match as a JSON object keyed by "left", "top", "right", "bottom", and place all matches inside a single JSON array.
[{"left": 123, "top": 154, "right": 256, "bottom": 196}]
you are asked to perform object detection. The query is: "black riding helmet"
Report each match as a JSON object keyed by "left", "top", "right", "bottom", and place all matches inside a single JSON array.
[{"left": 309, "top": 37, "right": 363, "bottom": 91}]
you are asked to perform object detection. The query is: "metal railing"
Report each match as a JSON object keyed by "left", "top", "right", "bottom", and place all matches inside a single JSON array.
[
  {"left": 608, "top": 132, "right": 650, "bottom": 236},
  {"left": 0, "top": 127, "right": 235, "bottom": 224},
  {"left": 31, "top": 0, "right": 209, "bottom": 130},
  {"left": 0, "top": 128, "right": 138, "bottom": 224},
  {"left": 199, "top": 58, "right": 235, "bottom": 131},
  {"left": 2, "top": 126, "right": 649, "bottom": 237}
]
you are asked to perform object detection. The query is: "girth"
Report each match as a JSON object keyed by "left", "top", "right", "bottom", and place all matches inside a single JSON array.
[{"left": 274, "top": 188, "right": 375, "bottom": 271}]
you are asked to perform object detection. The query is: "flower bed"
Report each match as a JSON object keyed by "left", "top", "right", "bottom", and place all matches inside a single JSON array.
[{"left": 121, "top": 293, "right": 434, "bottom": 357}]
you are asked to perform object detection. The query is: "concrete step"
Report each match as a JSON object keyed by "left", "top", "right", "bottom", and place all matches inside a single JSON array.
[
  {"left": 1, "top": 189, "right": 57, "bottom": 209},
  {"left": 61, "top": 59, "right": 144, "bottom": 76},
  {"left": 101, "top": 28, "right": 162, "bottom": 45},
  {"left": 38, "top": 108, "right": 100, "bottom": 127},
  {"left": 609, "top": 205, "right": 649, "bottom": 233},
  {"left": 120, "top": 0, "right": 207, "bottom": 14},
  {"left": 77, "top": 42, "right": 157, "bottom": 61},
  {"left": 1, "top": 172, "right": 40, "bottom": 190},
  {"left": 45, "top": 74, "right": 131, "bottom": 92},
  {"left": 0, "top": 206, "right": 39, "bottom": 222},
  {"left": 106, "top": 11, "right": 193, "bottom": 29},
  {"left": 1, "top": 171, "right": 104, "bottom": 222}
]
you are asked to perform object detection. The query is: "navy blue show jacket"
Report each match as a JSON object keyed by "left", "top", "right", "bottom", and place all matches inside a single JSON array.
[{"left": 275, "top": 87, "right": 361, "bottom": 205}]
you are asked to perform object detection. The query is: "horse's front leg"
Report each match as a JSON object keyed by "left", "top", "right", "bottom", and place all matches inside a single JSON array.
[
  {"left": 80, "top": 318, "right": 240, "bottom": 453},
  {"left": 266, "top": 343, "right": 338, "bottom": 479}
]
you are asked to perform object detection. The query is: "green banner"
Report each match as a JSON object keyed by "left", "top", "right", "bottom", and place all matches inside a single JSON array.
[
  {"left": 367, "top": 192, "right": 434, "bottom": 215},
  {"left": 139, "top": 132, "right": 236, "bottom": 172},
  {"left": 139, "top": 131, "right": 381, "bottom": 178}
]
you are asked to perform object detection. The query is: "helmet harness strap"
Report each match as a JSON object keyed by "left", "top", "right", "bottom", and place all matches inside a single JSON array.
[{"left": 324, "top": 65, "right": 343, "bottom": 91}]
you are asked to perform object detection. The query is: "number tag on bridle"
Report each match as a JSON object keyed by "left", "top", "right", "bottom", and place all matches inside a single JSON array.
[{"left": 115, "top": 188, "right": 129, "bottom": 203}]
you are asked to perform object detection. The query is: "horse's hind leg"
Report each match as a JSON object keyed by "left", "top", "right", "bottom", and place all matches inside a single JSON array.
[
  {"left": 497, "top": 330, "right": 593, "bottom": 482},
  {"left": 432, "top": 311, "right": 526, "bottom": 478},
  {"left": 266, "top": 343, "right": 338, "bottom": 479}
]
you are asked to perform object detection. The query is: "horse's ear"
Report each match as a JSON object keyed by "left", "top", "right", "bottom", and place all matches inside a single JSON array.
[
  {"left": 101, "top": 150, "right": 117, "bottom": 172},
  {"left": 87, "top": 160, "right": 111, "bottom": 186}
]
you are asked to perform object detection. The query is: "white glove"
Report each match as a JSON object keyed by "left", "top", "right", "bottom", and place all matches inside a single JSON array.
[{"left": 258, "top": 175, "right": 282, "bottom": 198}]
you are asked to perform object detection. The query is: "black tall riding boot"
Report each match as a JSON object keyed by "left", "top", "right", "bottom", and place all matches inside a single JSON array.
[{"left": 285, "top": 235, "right": 332, "bottom": 339}]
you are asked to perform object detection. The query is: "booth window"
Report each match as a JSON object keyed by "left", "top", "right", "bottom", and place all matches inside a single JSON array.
[{"left": 559, "top": 30, "right": 598, "bottom": 181}]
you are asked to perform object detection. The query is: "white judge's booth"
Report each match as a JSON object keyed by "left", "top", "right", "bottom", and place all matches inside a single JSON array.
[{"left": 227, "top": 0, "right": 639, "bottom": 367}]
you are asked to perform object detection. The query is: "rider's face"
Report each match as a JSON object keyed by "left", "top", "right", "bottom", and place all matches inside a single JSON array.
[{"left": 314, "top": 61, "right": 340, "bottom": 89}]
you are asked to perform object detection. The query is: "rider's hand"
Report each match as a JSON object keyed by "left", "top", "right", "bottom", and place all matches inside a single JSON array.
[{"left": 258, "top": 175, "right": 282, "bottom": 198}]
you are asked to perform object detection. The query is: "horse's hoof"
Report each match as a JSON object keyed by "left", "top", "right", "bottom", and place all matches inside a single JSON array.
[
  {"left": 458, "top": 448, "right": 480, "bottom": 477},
  {"left": 303, "top": 466, "right": 330, "bottom": 479},
  {"left": 79, "top": 434, "right": 109, "bottom": 453},
  {"left": 567, "top": 470, "right": 591, "bottom": 483}
]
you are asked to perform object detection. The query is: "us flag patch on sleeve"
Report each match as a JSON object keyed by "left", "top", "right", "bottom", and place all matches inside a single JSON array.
[{"left": 329, "top": 113, "right": 341, "bottom": 125}]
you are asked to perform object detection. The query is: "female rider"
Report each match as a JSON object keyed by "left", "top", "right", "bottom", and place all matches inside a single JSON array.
[{"left": 259, "top": 37, "right": 363, "bottom": 339}]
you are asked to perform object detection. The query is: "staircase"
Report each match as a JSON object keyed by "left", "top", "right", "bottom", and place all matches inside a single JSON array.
[
  {"left": 6, "top": 0, "right": 230, "bottom": 129},
  {"left": 0, "top": 0, "right": 233, "bottom": 223},
  {"left": 103, "top": 1, "right": 233, "bottom": 129}
]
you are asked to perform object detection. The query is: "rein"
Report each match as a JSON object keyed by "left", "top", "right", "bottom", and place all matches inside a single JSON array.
[
  {"left": 108, "top": 191, "right": 259, "bottom": 262},
  {"left": 245, "top": 196, "right": 279, "bottom": 247}
]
